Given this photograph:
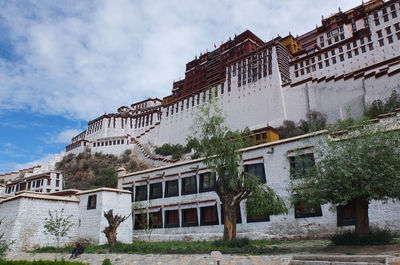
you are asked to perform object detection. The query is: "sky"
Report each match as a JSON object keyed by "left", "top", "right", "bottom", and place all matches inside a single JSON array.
[{"left": 0, "top": 0, "right": 363, "bottom": 174}]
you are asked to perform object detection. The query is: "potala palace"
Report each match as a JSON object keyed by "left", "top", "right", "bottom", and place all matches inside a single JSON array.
[{"left": 1, "top": 0, "right": 400, "bottom": 249}]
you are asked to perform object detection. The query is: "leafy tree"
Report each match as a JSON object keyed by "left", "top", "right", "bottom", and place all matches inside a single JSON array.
[
  {"left": 187, "top": 95, "right": 287, "bottom": 240},
  {"left": 291, "top": 120, "right": 400, "bottom": 235},
  {"left": 103, "top": 209, "right": 131, "bottom": 245},
  {"left": 43, "top": 208, "right": 73, "bottom": 248}
]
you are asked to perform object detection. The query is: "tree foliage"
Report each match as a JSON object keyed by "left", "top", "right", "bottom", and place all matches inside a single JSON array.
[
  {"left": 187, "top": 94, "right": 287, "bottom": 240},
  {"left": 291, "top": 119, "right": 400, "bottom": 235},
  {"left": 365, "top": 90, "right": 400, "bottom": 119},
  {"left": 277, "top": 111, "right": 327, "bottom": 139},
  {"left": 43, "top": 209, "right": 73, "bottom": 248}
]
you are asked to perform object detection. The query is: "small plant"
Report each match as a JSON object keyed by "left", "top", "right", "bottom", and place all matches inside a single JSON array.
[
  {"left": 102, "top": 258, "right": 112, "bottom": 265},
  {"left": 43, "top": 209, "right": 74, "bottom": 248},
  {"left": 330, "top": 229, "right": 396, "bottom": 245},
  {"left": 0, "top": 218, "right": 14, "bottom": 258}
]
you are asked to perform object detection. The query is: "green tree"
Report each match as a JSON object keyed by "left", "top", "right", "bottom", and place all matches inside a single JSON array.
[
  {"left": 43, "top": 208, "right": 73, "bottom": 248},
  {"left": 187, "top": 94, "right": 287, "bottom": 240},
  {"left": 291, "top": 120, "right": 400, "bottom": 235}
]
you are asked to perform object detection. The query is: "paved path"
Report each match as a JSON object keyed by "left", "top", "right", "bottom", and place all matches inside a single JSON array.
[{"left": 6, "top": 252, "right": 292, "bottom": 265}]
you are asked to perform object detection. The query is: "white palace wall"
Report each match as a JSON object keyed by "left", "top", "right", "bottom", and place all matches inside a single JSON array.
[{"left": 157, "top": 46, "right": 286, "bottom": 146}]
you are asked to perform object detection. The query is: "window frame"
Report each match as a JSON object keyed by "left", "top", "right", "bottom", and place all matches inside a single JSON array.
[
  {"left": 181, "top": 175, "right": 197, "bottom": 195},
  {"left": 182, "top": 208, "right": 198, "bottom": 227},
  {"left": 149, "top": 182, "right": 162, "bottom": 199},
  {"left": 199, "top": 172, "right": 216, "bottom": 193},
  {"left": 164, "top": 210, "right": 180, "bottom": 228},
  {"left": 200, "top": 205, "right": 219, "bottom": 226},
  {"left": 135, "top": 185, "right": 148, "bottom": 201},
  {"left": 87, "top": 195, "right": 97, "bottom": 210}
]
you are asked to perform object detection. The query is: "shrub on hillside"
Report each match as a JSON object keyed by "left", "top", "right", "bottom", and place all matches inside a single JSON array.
[
  {"left": 365, "top": 90, "right": 400, "bottom": 119},
  {"left": 154, "top": 143, "right": 191, "bottom": 159},
  {"left": 330, "top": 229, "right": 396, "bottom": 245},
  {"left": 56, "top": 150, "right": 148, "bottom": 190}
]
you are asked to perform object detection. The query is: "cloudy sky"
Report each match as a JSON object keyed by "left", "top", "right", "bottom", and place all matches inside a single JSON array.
[{"left": 0, "top": 0, "right": 363, "bottom": 173}]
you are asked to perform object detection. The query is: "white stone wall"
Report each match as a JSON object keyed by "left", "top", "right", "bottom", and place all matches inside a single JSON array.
[
  {"left": 0, "top": 197, "right": 79, "bottom": 250},
  {"left": 77, "top": 190, "right": 132, "bottom": 244}
]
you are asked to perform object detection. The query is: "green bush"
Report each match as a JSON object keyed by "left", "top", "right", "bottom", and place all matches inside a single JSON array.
[
  {"left": 330, "top": 229, "right": 396, "bottom": 245},
  {"left": 213, "top": 238, "right": 250, "bottom": 248},
  {"left": 0, "top": 260, "right": 86, "bottom": 265},
  {"left": 101, "top": 259, "right": 112, "bottom": 265},
  {"left": 154, "top": 143, "right": 191, "bottom": 158}
]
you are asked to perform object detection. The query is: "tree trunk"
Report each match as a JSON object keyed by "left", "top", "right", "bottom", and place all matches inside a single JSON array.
[
  {"left": 354, "top": 198, "right": 369, "bottom": 235},
  {"left": 103, "top": 209, "right": 130, "bottom": 245},
  {"left": 103, "top": 226, "right": 118, "bottom": 245},
  {"left": 223, "top": 203, "right": 237, "bottom": 240}
]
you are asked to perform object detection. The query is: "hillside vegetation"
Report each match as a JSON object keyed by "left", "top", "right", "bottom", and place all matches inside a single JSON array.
[{"left": 56, "top": 149, "right": 149, "bottom": 190}]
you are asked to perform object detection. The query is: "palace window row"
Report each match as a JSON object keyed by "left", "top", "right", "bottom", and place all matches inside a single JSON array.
[
  {"left": 165, "top": 87, "right": 221, "bottom": 117},
  {"left": 134, "top": 202, "right": 275, "bottom": 230},
  {"left": 93, "top": 139, "right": 125, "bottom": 148},
  {"left": 293, "top": 35, "right": 378, "bottom": 78},
  {"left": 374, "top": 3, "right": 399, "bottom": 26},
  {"left": 5, "top": 177, "right": 57, "bottom": 194}
]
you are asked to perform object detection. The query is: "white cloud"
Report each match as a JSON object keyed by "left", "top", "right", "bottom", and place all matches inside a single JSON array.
[
  {"left": 0, "top": 0, "right": 362, "bottom": 121},
  {"left": 47, "top": 129, "right": 82, "bottom": 144}
]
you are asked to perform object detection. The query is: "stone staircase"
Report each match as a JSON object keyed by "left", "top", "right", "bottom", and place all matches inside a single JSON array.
[
  {"left": 290, "top": 255, "right": 387, "bottom": 265},
  {"left": 131, "top": 138, "right": 179, "bottom": 167}
]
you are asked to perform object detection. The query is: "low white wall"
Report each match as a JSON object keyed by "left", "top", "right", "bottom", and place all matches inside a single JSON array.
[{"left": 0, "top": 197, "right": 79, "bottom": 250}]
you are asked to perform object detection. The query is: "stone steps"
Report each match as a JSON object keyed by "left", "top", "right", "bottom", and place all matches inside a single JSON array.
[{"left": 290, "top": 255, "right": 386, "bottom": 265}]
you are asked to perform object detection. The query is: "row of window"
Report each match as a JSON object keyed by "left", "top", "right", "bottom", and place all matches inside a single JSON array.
[
  {"left": 87, "top": 120, "right": 102, "bottom": 135},
  {"left": 129, "top": 164, "right": 266, "bottom": 202},
  {"left": 165, "top": 86, "right": 224, "bottom": 117},
  {"left": 5, "top": 178, "right": 60, "bottom": 194},
  {"left": 373, "top": 3, "right": 398, "bottom": 26},
  {"left": 93, "top": 139, "right": 125, "bottom": 148},
  {"left": 134, "top": 204, "right": 271, "bottom": 230},
  {"left": 133, "top": 200, "right": 329, "bottom": 230}
]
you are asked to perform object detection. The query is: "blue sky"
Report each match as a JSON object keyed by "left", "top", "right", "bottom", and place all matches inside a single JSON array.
[{"left": 0, "top": 0, "right": 362, "bottom": 174}]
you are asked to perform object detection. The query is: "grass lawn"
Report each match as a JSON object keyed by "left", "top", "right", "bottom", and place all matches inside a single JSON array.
[{"left": 33, "top": 239, "right": 294, "bottom": 255}]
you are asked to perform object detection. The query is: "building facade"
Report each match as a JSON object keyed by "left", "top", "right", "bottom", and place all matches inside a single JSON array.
[{"left": 118, "top": 112, "right": 400, "bottom": 242}]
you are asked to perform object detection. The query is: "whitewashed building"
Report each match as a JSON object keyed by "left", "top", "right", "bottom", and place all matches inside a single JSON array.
[
  {"left": 118, "top": 113, "right": 400, "bottom": 241},
  {"left": 0, "top": 188, "right": 132, "bottom": 250}
]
